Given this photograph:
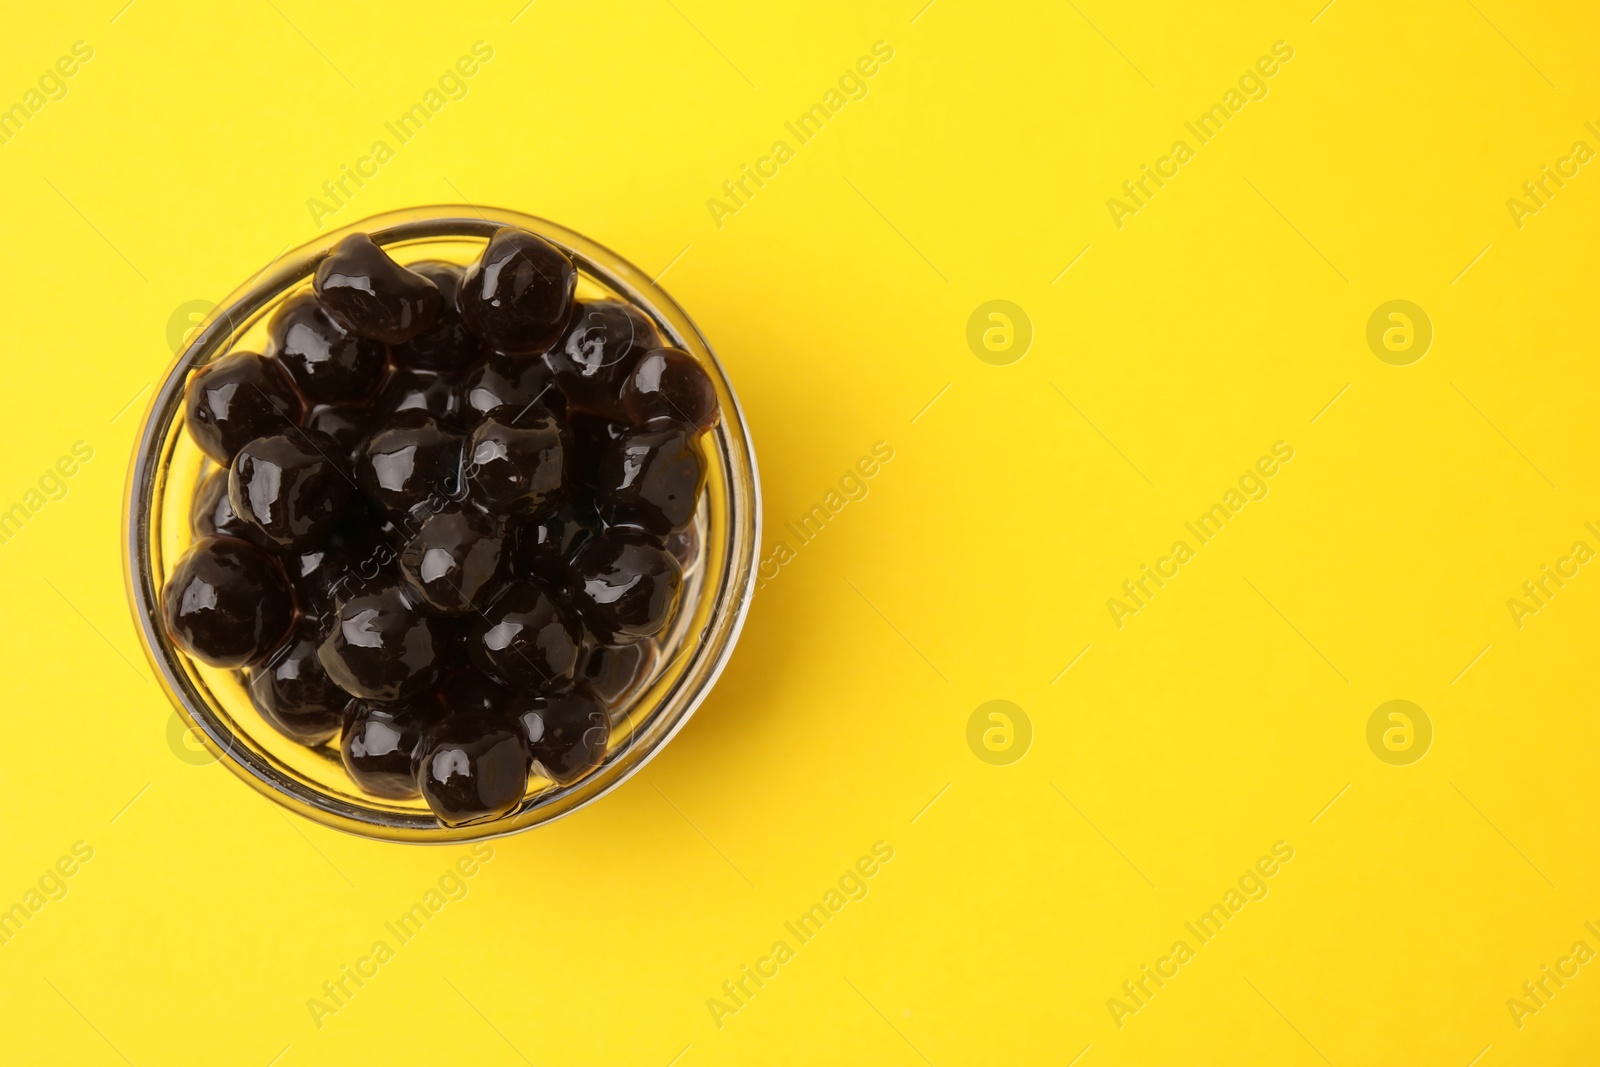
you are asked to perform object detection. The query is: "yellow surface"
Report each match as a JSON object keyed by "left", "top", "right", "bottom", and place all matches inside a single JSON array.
[{"left": 1, "top": 2, "right": 1597, "bottom": 1064}]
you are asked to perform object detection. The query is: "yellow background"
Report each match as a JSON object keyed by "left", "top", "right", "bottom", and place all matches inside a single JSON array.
[{"left": 1, "top": 1, "right": 1597, "bottom": 1063}]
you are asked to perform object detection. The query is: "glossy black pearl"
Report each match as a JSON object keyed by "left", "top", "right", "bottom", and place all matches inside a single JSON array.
[
  {"left": 621, "top": 348, "right": 719, "bottom": 432},
  {"left": 313, "top": 233, "right": 441, "bottom": 344},
  {"left": 439, "top": 667, "right": 513, "bottom": 719},
  {"left": 281, "top": 544, "right": 343, "bottom": 628},
  {"left": 374, "top": 368, "right": 469, "bottom": 431},
  {"left": 163, "top": 535, "right": 295, "bottom": 667},
  {"left": 267, "top": 291, "right": 387, "bottom": 403},
  {"left": 341, "top": 698, "right": 436, "bottom": 798},
  {"left": 593, "top": 426, "right": 706, "bottom": 535},
  {"left": 414, "top": 715, "right": 532, "bottom": 827},
  {"left": 191, "top": 468, "right": 267, "bottom": 546},
  {"left": 566, "top": 412, "right": 628, "bottom": 490},
  {"left": 545, "top": 300, "right": 660, "bottom": 418},
  {"left": 303, "top": 403, "right": 371, "bottom": 451},
  {"left": 511, "top": 686, "right": 610, "bottom": 785},
  {"left": 664, "top": 523, "right": 699, "bottom": 573},
  {"left": 461, "top": 355, "right": 560, "bottom": 424},
  {"left": 354, "top": 412, "right": 463, "bottom": 519},
  {"left": 463, "top": 416, "right": 564, "bottom": 513},
  {"left": 510, "top": 500, "right": 597, "bottom": 585},
  {"left": 466, "top": 580, "right": 581, "bottom": 689},
  {"left": 393, "top": 261, "right": 485, "bottom": 373},
  {"left": 247, "top": 620, "right": 347, "bottom": 745},
  {"left": 229, "top": 431, "right": 352, "bottom": 549},
  {"left": 398, "top": 507, "right": 506, "bottom": 614},
  {"left": 317, "top": 579, "right": 447, "bottom": 702},
  {"left": 578, "top": 639, "right": 658, "bottom": 709},
  {"left": 568, "top": 534, "right": 683, "bottom": 641},
  {"left": 458, "top": 227, "right": 576, "bottom": 355},
  {"left": 183, "top": 351, "right": 302, "bottom": 464}
]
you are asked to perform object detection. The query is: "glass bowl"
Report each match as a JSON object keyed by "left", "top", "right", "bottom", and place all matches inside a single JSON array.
[{"left": 123, "top": 206, "right": 760, "bottom": 843}]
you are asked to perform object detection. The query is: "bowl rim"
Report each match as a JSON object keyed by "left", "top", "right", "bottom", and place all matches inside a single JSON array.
[{"left": 123, "top": 205, "right": 760, "bottom": 843}]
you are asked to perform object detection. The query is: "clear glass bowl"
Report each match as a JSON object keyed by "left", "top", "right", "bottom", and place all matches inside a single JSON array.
[{"left": 123, "top": 206, "right": 760, "bottom": 843}]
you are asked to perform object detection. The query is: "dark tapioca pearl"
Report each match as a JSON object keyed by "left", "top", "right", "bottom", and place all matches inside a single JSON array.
[
  {"left": 545, "top": 300, "right": 660, "bottom": 418},
  {"left": 341, "top": 698, "right": 438, "bottom": 799},
  {"left": 266, "top": 291, "right": 387, "bottom": 403},
  {"left": 463, "top": 416, "right": 564, "bottom": 513},
  {"left": 664, "top": 522, "right": 699, "bottom": 573},
  {"left": 191, "top": 468, "right": 269, "bottom": 546},
  {"left": 354, "top": 411, "right": 464, "bottom": 519},
  {"left": 461, "top": 354, "right": 561, "bottom": 424},
  {"left": 510, "top": 499, "right": 599, "bottom": 586},
  {"left": 566, "top": 412, "right": 629, "bottom": 491},
  {"left": 317, "top": 579, "right": 447, "bottom": 702},
  {"left": 397, "top": 507, "right": 506, "bottom": 614},
  {"left": 313, "top": 233, "right": 441, "bottom": 344},
  {"left": 374, "top": 367, "right": 469, "bottom": 431},
  {"left": 466, "top": 580, "right": 581, "bottom": 689},
  {"left": 229, "top": 431, "right": 353, "bottom": 549},
  {"left": 183, "top": 351, "right": 302, "bottom": 464},
  {"left": 414, "top": 714, "right": 532, "bottom": 826},
  {"left": 510, "top": 685, "right": 610, "bottom": 785},
  {"left": 593, "top": 426, "right": 706, "bottom": 536},
  {"left": 621, "top": 348, "right": 720, "bottom": 433},
  {"left": 303, "top": 403, "right": 371, "bottom": 452},
  {"left": 410, "top": 260, "right": 463, "bottom": 309},
  {"left": 247, "top": 619, "right": 348, "bottom": 745},
  {"left": 393, "top": 261, "right": 486, "bottom": 373},
  {"left": 163, "top": 535, "right": 295, "bottom": 668},
  {"left": 578, "top": 638, "right": 659, "bottom": 710},
  {"left": 568, "top": 533, "right": 683, "bottom": 641},
  {"left": 322, "top": 494, "right": 399, "bottom": 582},
  {"left": 439, "top": 667, "right": 514, "bottom": 719},
  {"left": 282, "top": 545, "right": 339, "bottom": 627},
  {"left": 458, "top": 227, "right": 576, "bottom": 355}
]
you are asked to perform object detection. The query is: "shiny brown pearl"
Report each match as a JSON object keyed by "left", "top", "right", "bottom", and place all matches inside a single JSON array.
[
  {"left": 317, "top": 579, "right": 448, "bottom": 702},
  {"left": 354, "top": 412, "right": 464, "bottom": 519},
  {"left": 314, "top": 233, "right": 441, "bottom": 344},
  {"left": 414, "top": 715, "right": 532, "bottom": 827},
  {"left": 163, "top": 535, "right": 295, "bottom": 668},
  {"left": 458, "top": 227, "right": 577, "bottom": 355},
  {"left": 465, "top": 580, "right": 581, "bottom": 689},
  {"left": 510, "top": 685, "right": 610, "bottom": 785},
  {"left": 463, "top": 416, "right": 564, "bottom": 513},
  {"left": 267, "top": 291, "right": 387, "bottom": 403},
  {"left": 228, "top": 431, "right": 353, "bottom": 549},
  {"left": 593, "top": 426, "right": 706, "bottom": 536},
  {"left": 545, "top": 300, "right": 660, "bottom": 419},
  {"left": 247, "top": 619, "right": 348, "bottom": 745},
  {"left": 578, "top": 638, "right": 659, "bottom": 708},
  {"left": 341, "top": 698, "right": 439, "bottom": 798},
  {"left": 183, "top": 351, "right": 302, "bottom": 464},
  {"left": 568, "top": 533, "right": 682, "bottom": 641},
  {"left": 398, "top": 507, "right": 506, "bottom": 615}
]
